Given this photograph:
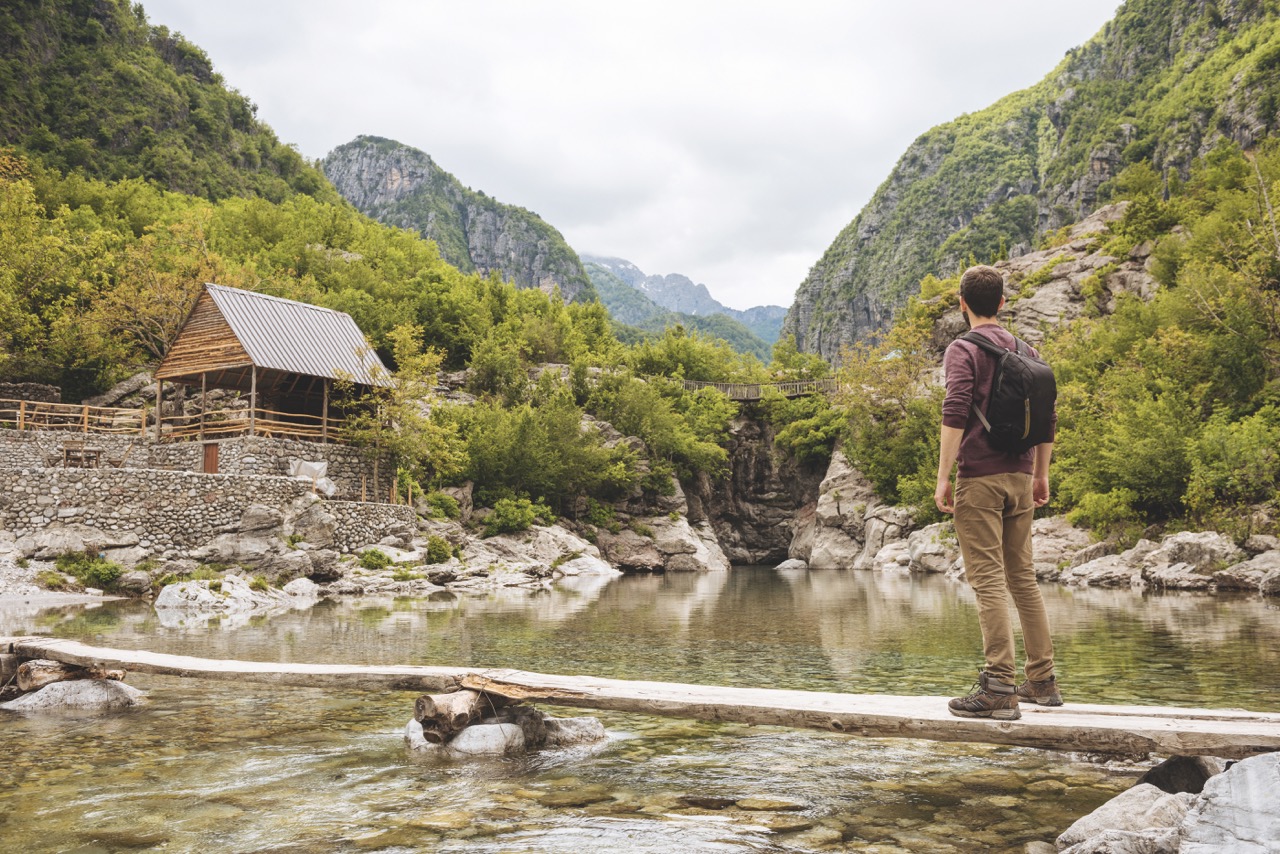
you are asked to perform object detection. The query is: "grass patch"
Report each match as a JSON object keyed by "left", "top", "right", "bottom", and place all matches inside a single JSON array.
[{"left": 35, "top": 570, "right": 71, "bottom": 591}]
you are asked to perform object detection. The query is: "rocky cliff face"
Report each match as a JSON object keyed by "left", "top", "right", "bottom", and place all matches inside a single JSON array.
[
  {"left": 783, "top": 0, "right": 1278, "bottom": 361},
  {"left": 323, "top": 136, "right": 594, "bottom": 302},
  {"left": 683, "top": 415, "right": 826, "bottom": 564}
]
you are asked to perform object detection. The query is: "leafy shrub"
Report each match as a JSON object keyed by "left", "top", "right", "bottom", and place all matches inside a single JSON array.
[
  {"left": 1066, "top": 489, "right": 1142, "bottom": 542},
  {"left": 1185, "top": 406, "right": 1280, "bottom": 523},
  {"left": 54, "top": 551, "right": 123, "bottom": 589},
  {"left": 424, "top": 535, "right": 452, "bottom": 565},
  {"left": 483, "top": 497, "right": 553, "bottom": 537},
  {"left": 249, "top": 576, "right": 270, "bottom": 592},
  {"left": 424, "top": 491, "right": 461, "bottom": 520},
  {"left": 631, "top": 522, "right": 655, "bottom": 539},
  {"left": 359, "top": 549, "right": 392, "bottom": 570},
  {"left": 391, "top": 568, "right": 422, "bottom": 582},
  {"left": 584, "top": 498, "right": 615, "bottom": 528}
]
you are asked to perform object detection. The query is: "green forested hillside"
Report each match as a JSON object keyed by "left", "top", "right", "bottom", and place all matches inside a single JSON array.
[
  {"left": 0, "top": 0, "right": 335, "bottom": 203},
  {"left": 785, "top": 0, "right": 1280, "bottom": 360}
]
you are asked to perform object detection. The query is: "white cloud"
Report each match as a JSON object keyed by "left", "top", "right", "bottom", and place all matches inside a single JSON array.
[{"left": 141, "top": 0, "right": 1122, "bottom": 310}]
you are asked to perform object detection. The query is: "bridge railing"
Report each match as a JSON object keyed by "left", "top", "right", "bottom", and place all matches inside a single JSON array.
[{"left": 680, "top": 378, "right": 839, "bottom": 401}]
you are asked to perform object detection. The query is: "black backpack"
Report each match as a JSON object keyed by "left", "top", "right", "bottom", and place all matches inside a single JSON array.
[{"left": 961, "top": 331, "right": 1056, "bottom": 455}]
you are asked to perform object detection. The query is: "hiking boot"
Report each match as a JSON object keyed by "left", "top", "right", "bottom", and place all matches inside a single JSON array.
[
  {"left": 1016, "top": 675, "right": 1063, "bottom": 706},
  {"left": 948, "top": 671, "right": 1021, "bottom": 720}
]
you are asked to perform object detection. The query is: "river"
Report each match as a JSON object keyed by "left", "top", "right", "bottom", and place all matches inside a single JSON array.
[{"left": 1, "top": 568, "right": 1276, "bottom": 853}]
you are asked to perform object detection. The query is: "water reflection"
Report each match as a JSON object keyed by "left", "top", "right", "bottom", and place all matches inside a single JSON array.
[{"left": 2, "top": 568, "right": 1276, "bottom": 853}]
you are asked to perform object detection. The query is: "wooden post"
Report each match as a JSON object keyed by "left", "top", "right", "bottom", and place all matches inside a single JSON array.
[
  {"left": 249, "top": 366, "right": 257, "bottom": 438},
  {"left": 82, "top": 404, "right": 89, "bottom": 433},
  {"left": 321, "top": 378, "right": 329, "bottom": 443},
  {"left": 200, "top": 372, "right": 207, "bottom": 442},
  {"left": 18, "top": 400, "right": 25, "bottom": 431},
  {"left": 154, "top": 380, "right": 162, "bottom": 441}
]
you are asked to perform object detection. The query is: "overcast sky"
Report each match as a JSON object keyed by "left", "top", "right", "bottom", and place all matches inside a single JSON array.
[{"left": 140, "top": 1, "right": 1121, "bottom": 310}]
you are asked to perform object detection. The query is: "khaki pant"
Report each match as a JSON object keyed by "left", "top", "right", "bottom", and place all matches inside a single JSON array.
[{"left": 953, "top": 472, "right": 1054, "bottom": 683}]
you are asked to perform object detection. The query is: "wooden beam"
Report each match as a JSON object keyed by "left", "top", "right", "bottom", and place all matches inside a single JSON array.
[
  {"left": 154, "top": 379, "right": 162, "bottom": 441},
  {"left": 5, "top": 638, "right": 1280, "bottom": 759},
  {"left": 249, "top": 365, "right": 257, "bottom": 437},
  {"left": 200, "top": 372, "right": 207, "bottom": 442},
  {"left": 322, "top": 378, "right": 329, "bottom": 442}
]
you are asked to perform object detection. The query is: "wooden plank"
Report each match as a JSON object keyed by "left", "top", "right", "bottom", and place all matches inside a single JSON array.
[
  {"left": 155, "top": 291, "right": 252, "bottom": 381},
  {"left": 5, "top": 637, "right": 466, "bottom": 693},
  {"left": 459, "top": 670, "right": 1280, "bottom": 760},
  {"left": 6, "top": 637, "right": 1279, "bottom": 758}
]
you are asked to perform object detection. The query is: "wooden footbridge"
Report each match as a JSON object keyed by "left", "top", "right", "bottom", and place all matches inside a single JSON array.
[
  {"left": 4, "top": 637, "right": 1278, "bottom": 760},
  {"left": 681, "top": 378, "right": 838, "bottom": 401}
]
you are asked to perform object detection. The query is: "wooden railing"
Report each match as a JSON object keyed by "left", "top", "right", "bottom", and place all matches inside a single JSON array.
[
  {"left": 681, "top": 378, "right": 839, "bottom": 401},
  {"left": 158, "top": 406, "right": 345, "bottom": 443},
  {"left": 0, "top": 398, "right": 343, "bottom": 443},
  {"left": 0, "top": 398, "right": 146, "bottom": 435}
]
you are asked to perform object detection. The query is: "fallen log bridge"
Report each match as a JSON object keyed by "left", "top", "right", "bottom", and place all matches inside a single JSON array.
[{"left": 5, "top": 637, "right": 1280, "bottom": 759}]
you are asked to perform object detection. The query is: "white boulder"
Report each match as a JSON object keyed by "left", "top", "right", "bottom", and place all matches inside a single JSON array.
[{"left": 1, "top": 679, "right": 145, "bottom": 711}]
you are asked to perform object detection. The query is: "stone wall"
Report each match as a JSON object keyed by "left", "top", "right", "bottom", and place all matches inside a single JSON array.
[
  {"left": 213, "top": 437, "right": 392, "bottom": 501},
  {"left": 0, "top": 468, "right": 413, "bottom": 557},
  {"left": 0, "top": 431, "right": 391, "bottom": 500},
  {"left": 0, "top": 432, "right": 143, "bottom": 470},
  {"left": 328, "top": 501, "right": 417, "bottom": 553},
  {"left": 0, "top": 468, "right": 312, "bottom": 551},
  {"left": 0, "top": 383, "right": 61, "bottom": 403}
]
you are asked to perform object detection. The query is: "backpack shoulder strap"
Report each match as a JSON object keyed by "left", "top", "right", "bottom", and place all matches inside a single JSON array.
[{"left": 960, "top": 330, "right": 1010, "bottom": 358}]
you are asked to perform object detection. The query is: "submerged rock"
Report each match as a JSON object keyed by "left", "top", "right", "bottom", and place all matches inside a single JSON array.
[
  {"left": 1, "top": 679, "right": 144, "bottom": 711},
  {"left": 153, "top": 573, "right": 318, "bottom": 626},
  {"left": 543, "top": 716, "right": 607, "bottom": 747}
]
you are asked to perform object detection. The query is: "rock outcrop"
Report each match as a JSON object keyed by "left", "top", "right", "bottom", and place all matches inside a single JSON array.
[
  {"left": 685, "top": 416, "right": 826, "bottom": 565},
  {"left": 1058, "top": 530, "right": 1275, "bottom": 596},
  {"left": 322, "top": 136, "right": 593, "bottom": 302},
  {"left": 1056, "top": 753, "right": 1280, "bottom": 854}
]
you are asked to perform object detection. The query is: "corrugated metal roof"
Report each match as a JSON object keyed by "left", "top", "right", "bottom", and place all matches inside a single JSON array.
[{"left": 204, "top": 283, "right": 392, "bottom": 387}]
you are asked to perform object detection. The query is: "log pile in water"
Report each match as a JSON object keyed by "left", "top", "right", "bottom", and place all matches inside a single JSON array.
[
  {"left": 17, "top": 659, "right": 125, "bottom": 692},
  {"left": 407, "top": 688, "right": 606, "bottom": 756}
]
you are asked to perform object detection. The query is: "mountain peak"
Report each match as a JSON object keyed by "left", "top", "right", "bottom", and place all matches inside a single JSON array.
[{"left": 323, "top": 137, "right": 594, "bottom": 302}]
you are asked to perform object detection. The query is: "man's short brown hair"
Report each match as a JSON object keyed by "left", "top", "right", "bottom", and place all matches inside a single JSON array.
[{"left": 959, "top": 265, "right": 1005, "bottom": 317}]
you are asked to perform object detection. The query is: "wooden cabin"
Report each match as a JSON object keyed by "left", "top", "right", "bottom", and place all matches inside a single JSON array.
[{"left": 154, "top": 283, "right": 391, "bottom": 443}]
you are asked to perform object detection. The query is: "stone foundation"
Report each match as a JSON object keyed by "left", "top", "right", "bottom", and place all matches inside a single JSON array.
[
  {"left": 0, "top": 467, "right": 414, "bottom": 556},
  {"left": 0, "top": 431, "right": 391, "bottom": 501}
]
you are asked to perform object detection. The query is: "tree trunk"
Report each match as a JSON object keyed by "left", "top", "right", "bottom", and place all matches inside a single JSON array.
[
  {"left": 413, "top": 689, "right": 506, "bottom": 743},
  {"left": 17, "top": 659, "right": 125, "bottom": 692}
]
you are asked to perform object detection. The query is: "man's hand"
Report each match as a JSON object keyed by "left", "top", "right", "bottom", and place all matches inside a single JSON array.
[
  {"left": 1033, "top": 475, "right": 1050, "bottom": 508},
  {"left": 935, "top": 478, "right": 954, "bottom": 514}
]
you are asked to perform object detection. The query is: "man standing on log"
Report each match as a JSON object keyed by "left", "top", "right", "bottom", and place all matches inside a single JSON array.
[{"left": 934, "top": 265, "right": 1062, "bottom": 720}]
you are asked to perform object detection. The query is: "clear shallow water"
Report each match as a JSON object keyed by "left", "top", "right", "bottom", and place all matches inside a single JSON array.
[{"left": 1, "top": 568, "right": 1276, "bottom": 853}]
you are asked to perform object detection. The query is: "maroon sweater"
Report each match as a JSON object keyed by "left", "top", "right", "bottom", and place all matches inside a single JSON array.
[{"left": 942, "top": 323, "right": 1054, "bottom": 478}]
